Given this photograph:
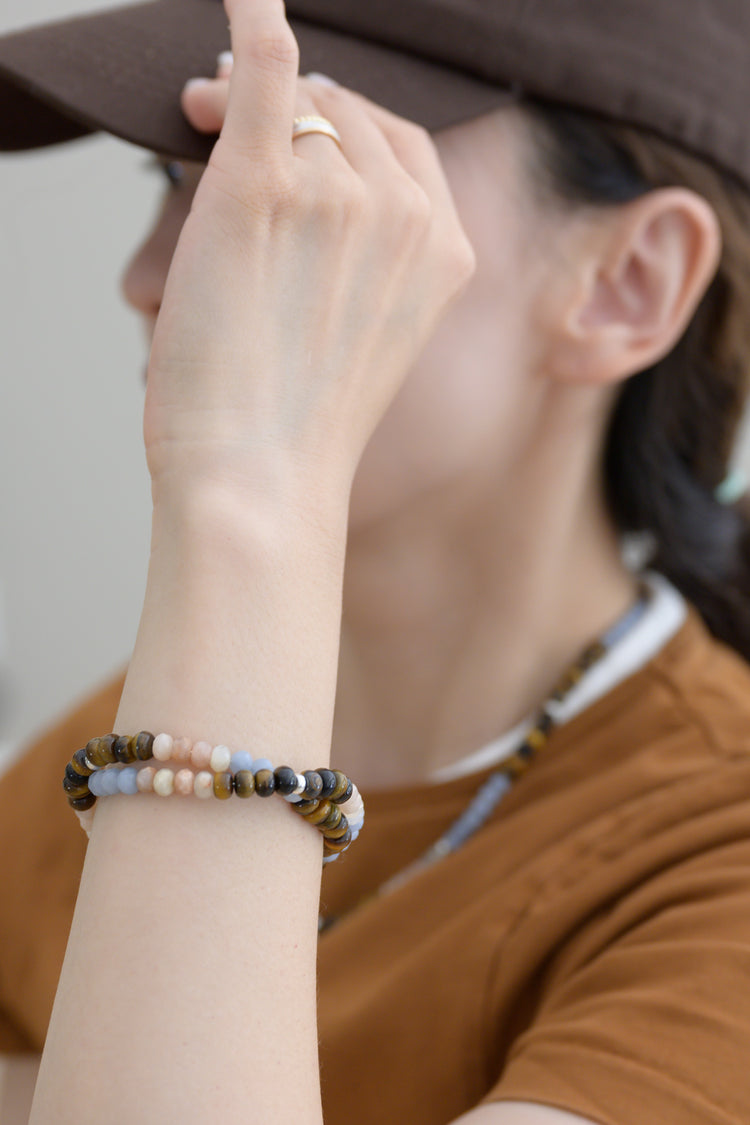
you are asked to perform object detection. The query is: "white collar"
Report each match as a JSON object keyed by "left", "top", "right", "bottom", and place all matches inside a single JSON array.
[{"left": 429, "top": 572, "right": 687, "bottom": 784}]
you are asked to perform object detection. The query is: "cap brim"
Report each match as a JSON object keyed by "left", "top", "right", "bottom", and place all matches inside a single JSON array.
[{"left": 0, "top": 0, "right": 515, "bottom": 159}]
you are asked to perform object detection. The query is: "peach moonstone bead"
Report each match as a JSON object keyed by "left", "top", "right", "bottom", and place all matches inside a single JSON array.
[
  {"left": 190, "top": 741, "right": 213, "bottom": 771},
  {"left": 136, "top": 766, "right": 156, "bottom": 792},
  {"left": 152, "top": 733, "right": 174, "bottom": 762},
  {"left": 172, "top": 736, "right": 193, "bottom": 765},
  {"left": 174, "top": 769, "right": 195, "bottom": 796},
  {"left": 194, "top": 771, "right": 214, "bottom": 799}
]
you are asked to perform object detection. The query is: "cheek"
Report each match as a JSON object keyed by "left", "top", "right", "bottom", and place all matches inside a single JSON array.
[
  {"left": 120, "top": 198, "right": 192, "bottom": 316},
  {"left": 348, "top": 261, "right": 541, "bottom": 529}
]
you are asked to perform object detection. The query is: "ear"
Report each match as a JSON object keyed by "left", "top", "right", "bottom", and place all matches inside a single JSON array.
[{"left": 547, "top": 187, "right": 722, "bottom": 386}]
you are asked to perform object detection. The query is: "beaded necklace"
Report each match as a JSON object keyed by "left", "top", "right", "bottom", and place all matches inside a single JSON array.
[{"left": 318, "top": 589, "right": 651, "bottom": 933}]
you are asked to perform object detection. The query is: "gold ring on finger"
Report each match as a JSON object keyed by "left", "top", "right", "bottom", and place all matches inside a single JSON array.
[{"left": 292, "top": 115, "right": 343, "bottom": 150}]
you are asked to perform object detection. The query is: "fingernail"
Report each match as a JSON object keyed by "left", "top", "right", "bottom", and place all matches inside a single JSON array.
[
  {"left": 183, "top": 76, "right": 212, "bottom": 92},
  {"left": 305, "top": 71, "right": 339, "bottom": 86},
  {"left": 217, "top": 50, "right": 234, "bottom": 74}
]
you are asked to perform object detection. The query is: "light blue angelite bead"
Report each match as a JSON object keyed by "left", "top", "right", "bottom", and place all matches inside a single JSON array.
[
  {"left": 118, "top": 767, "right": 139, "bottom": 795},
  {"left": 252, "top": 757, "right": 273, "bottom": 774},
  {"left": 230, "top": 750, "right": 254, "bottom": 774},
  {"left": 88, "top": 770, "right": 105, "bottom": 797},
  {"left": 101, "top": 769, "right": 121, "bottom": 796}
]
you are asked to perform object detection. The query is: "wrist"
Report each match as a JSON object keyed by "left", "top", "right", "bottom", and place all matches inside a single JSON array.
[{"left": 149, "top": 455, "right": 352, "bottom": 567}]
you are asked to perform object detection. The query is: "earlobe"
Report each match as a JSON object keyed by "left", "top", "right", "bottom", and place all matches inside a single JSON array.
[{"left": 552, "top": 187, "right": 722, "bottom": 387}]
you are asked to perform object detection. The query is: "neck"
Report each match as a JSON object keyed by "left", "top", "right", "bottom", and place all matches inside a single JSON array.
[{"left": 332, "top": 392, "right": 639, "bottom": 788}]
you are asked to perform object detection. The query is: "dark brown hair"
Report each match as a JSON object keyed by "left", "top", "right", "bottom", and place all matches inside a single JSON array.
[{"left": 520, "top": 100, "right": 750, "bottom": 661}]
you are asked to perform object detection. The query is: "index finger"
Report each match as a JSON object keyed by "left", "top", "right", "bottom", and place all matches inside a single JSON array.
[{"left": 220, "top": 0, "right": 300, "bottom": 163}]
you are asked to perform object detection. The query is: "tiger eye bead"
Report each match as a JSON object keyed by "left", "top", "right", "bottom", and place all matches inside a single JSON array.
[
  {"left": 63, "top": 769, "right": 90, "bottom": 798},
  {"left": 113, "top": 734, "right": 136, "bottom": 764},
  {"left": 254, "top": 769, "right": 275, "bottom": 797},
  {"left": 302, "top": 771, "right": 323, "bottom": 800},
  {"left": 68, "top": 792, "right": 96, "bottom": 812},
  {"left": 320, "top": 805, "right": 343, "bottom": 832},
  {"left": 85, "top": 735, "right": 117, "bottom": 768},
  {"left": 329, "top": 771, "right": 351, "bottom": 802},
  {"left": 294, "top": 798, "right": 320, "bottom": 816},
  {"left": 234, "top": 770, "right": 256, "bottom": 798},
  {"left": 71, "top": 748, "right": 94, "bottom": 777},
  {"left": 132, "top": 731, "right": 155, "bottom": 761},
  {"left": 317, "top": 769, "right": 337, "bottom": 799},
  {"left": 302, "top": 800, "right": 333, "bottom": 826},
  {"left": 322, "top": 815, "right": 350, "bottom": 840},
  {"left": 273, "top": 766, "right": 298, "bottom": 795},
  {"left": 213, "top": 771, "right": 234, "bottom": 799},
  {"left": 322, "top": 827, "right": 352, "bottom": 854}
]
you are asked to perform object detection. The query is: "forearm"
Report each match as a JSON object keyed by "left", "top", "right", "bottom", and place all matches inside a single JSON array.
[{"left": 29, "top": 479, "right": 349, "bottom": 1125}]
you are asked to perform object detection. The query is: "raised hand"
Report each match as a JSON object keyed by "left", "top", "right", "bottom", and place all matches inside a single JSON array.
[{"left": 145, "top": 0, "right": 476, "bottom": 511}]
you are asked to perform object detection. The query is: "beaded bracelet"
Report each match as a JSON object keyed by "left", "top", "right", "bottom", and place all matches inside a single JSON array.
[{"left": 63, "top": 732, "right": 364, "bottom": 863}]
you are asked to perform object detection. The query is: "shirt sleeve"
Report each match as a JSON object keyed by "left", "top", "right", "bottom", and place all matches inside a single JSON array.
[
  {"left": 0, "top": 673, "right": 124, "bottom": 1051},
  {"left": 484, "top": 829, "right": 750, "bottom": 1125}
]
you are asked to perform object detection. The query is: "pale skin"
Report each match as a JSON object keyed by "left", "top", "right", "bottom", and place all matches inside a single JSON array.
[{"left": 7, "top": 0, "right": 722, "bottom": 1121}]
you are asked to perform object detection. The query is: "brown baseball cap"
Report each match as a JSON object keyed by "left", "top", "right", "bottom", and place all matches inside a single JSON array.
[{"left": 1, "top": 0, "right": 749, "bottom": 189}]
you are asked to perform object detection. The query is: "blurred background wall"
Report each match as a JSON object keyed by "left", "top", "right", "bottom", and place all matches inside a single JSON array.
[
  {"left": 1, "top": 0, "right": 157, "bottom": 763},
  {"left": 1, "top": 0, "right": 750, "bottom": 766}
]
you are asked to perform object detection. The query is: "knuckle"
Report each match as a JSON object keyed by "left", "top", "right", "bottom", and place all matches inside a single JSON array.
[
  {"left": 247, "top": 26, "right": 299, "bottom": 68},
  {"left": 395, "top": 180, "right": 433, "bottom": 230},
  {"left": 404, "top": 120, "right": 433, "bottom": 148},
  {"left": 303, "top": 172, "right": 368, "bottom": 227}
]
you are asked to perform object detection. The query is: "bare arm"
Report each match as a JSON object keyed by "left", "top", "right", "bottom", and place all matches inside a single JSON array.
[{"left": 26, "top": 0, "right": 475, "bottom": 1121}]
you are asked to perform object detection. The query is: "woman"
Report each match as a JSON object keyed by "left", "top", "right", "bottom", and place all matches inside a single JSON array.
[{"left": 0, "top": 0, "right": 749, "bottom": 1122}]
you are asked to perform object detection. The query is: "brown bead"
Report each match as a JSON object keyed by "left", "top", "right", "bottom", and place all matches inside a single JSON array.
[
  {"left": 303, "top": 800, "right": 333, "bottom": 826},
  {"left": 71, "top": 748, "right": 94, "bottom": 777},
  {"left": 69, "top": 792, "right": 96, "bottom": 812},
  {"left": 213, "top": 771, "right": 233, "bottom": 799},
  {"left": 294, "top": 799, "right": 320, "bottom": 815},
  {"left": 273, "top": 766, "right": 298, "bottom": 795},
  {"left": 320, "top": 805, "right": 343, "bottom": 832},
  {"left": 113, "top": 735, "right": 136, "bottom": 764},
  {"left": 292, "top": 801, "right": 323, "bottom": 819},
  {"left": 85, "top": 735, "right": 117, "bottom": 768},
  {"left": 234, "top": 770, "right": 255, "bottom": 798},
  {"left": 505, "top": 752, "right": 531, "bottom": 780},
  {"left": 302, "top": 771, "right": 323, "bottom": 800},
  {"left": 329, "top": 771, "right": 351, "bottom": 802},
  {"left": 525, "top": 728, "right": 548, "bottom": 752},
  {"left": 63, "top": 769, "right": 90, "bottom": 798},
  {"left": 132, "top": 731, "right": 155, "bottom": 761},
  {"left": 317, "top": 769, "right": 338, "bottom": 799},
  {"left": 323, "top": 828, "right": 352, "bottom": 854},
  {"left": 322, "top": 815, "right": 350, "bottom": 840},
  {"left": 254, "top": 769, "right": 275, "bottom": 797}
]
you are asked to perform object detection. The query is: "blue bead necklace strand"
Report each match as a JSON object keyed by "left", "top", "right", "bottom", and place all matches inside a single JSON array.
[{"left": 318, "top": 587, "right": 651, "bottom": 932}]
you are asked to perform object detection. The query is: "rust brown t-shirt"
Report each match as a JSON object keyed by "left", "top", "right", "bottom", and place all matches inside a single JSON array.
[{"left": 2, "top": 608, "right": 750, "bottom": 1124}]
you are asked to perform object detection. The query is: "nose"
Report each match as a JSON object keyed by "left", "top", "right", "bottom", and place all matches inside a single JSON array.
[{"left": 120, "top": 228, "right": 171, "bottom": 320}]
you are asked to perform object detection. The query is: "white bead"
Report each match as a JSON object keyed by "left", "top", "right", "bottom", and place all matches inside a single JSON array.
[
  {"left": 341, "top": 792, "right": 364, "bottom": 819},
  {"left": 152, "top": 733, "right": 174, "bottom": 762},
  {"left": 194, "top": 771, "right": 214, "bottom": 799},
  {"left": 210, "top": 744, "right": 232, "bottom": 773},
  {"left": 294, "top": 773, "right": 306, "bottom": 794},
  {"left": 153, "top": 768, "right": 175, "bottom": 797}
]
